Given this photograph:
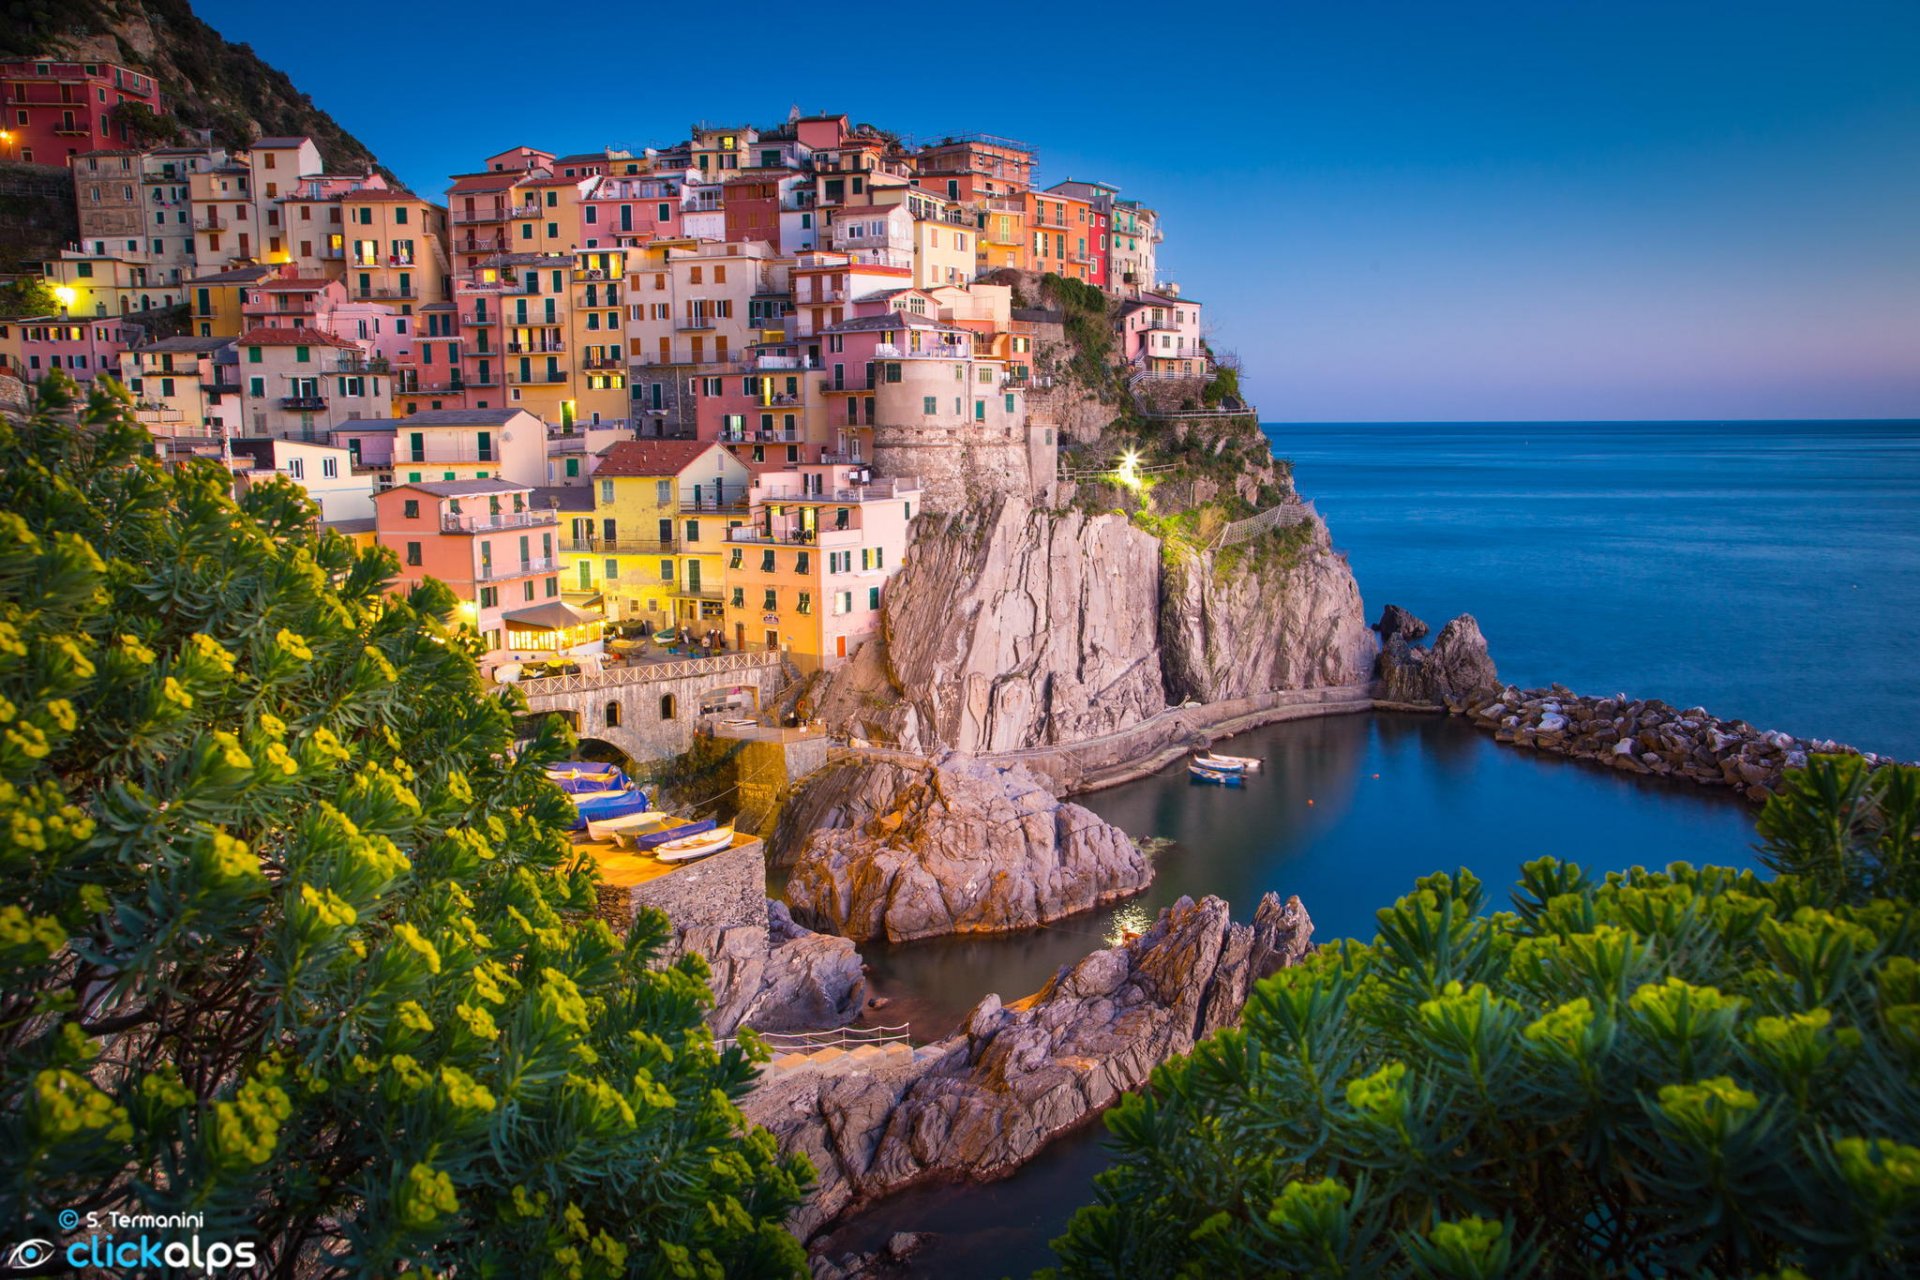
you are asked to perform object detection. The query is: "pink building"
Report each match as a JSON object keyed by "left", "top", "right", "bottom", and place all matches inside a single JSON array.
[
  {"left": 372, "top": 477, "right": 593, "bottom": 672},
  {"left": 16, "top": 315, "right": 140, "bottom": 383},
  {"left": 1117, "top": 291, "right": 1208, "bottom": 377}
]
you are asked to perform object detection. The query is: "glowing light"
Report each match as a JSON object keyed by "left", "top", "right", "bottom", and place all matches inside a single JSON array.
[
  {"left": 53, "top": 285, "right": 77, "bottom": 309},
  {"left": 1115, "top": 449, "right": 1143, "bottom": 490}
]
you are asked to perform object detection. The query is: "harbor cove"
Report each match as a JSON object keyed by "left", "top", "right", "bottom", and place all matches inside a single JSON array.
[{"left": 6, "top": 2, "right": 1919, "bottom": 1275}]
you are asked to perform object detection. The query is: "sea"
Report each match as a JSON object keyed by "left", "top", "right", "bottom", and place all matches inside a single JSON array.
[{"left": 814, "top": 421, "right": 1920, "bottom": 1277}]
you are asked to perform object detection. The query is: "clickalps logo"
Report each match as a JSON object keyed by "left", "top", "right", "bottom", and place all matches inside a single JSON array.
[{"left": 6, "top": 1210, "right": 257, "bottom": 1275}]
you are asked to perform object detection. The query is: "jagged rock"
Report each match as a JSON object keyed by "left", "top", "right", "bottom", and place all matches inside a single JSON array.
[
  {"left": 1378, "top": 612, "right": 1501, "bottom": 705},
  {"left": 785, "top": 758, "right": 1151, "bottom": 943},
  {"left": 1159, "top": 516, "right": 1378, "bottom": 702},
  {"left": 743, "top": 893, "right": 1315, "bottom": 1241},
  {"left": 674, "top": 904, "right": 868, "bottom": 1037},
  {"left": 1374, "top": 604, "right": 1429, "bottom": 644}
]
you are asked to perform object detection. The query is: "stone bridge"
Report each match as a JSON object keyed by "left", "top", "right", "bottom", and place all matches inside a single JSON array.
[{"left": 515, "top": 650, "right": 787, "bottom": 763}]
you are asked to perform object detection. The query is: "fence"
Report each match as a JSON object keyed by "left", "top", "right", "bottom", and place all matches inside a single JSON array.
[
  {"left": 1213, "top": 500, "right": 1315, "bottom": 549},
  {"left": 516, "top": 649, "right": 779, "bottom": 697},
  {"left": 719, "top": 1023, "right": 914, "bottom": 1055}
]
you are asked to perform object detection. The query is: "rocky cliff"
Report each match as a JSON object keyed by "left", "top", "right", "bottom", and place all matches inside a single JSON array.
[
  {"left": 784, "top": 757, "right": 1151, "bottom": 943},
  {"left": 741, "top": 892, "right": 1315, "bottom": 1240},
  {"left": 1375, "top": 606, "right": 1503, "bottom": 707},
  {"left": 1161, "top": 517, "right": 1378, "bottom": 702}
]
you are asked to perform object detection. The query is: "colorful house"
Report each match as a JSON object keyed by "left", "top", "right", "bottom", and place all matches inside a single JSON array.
[
  {"left": 722, "top": 463, "right": 919, "bottom": 670},
  {"left": 372, "top": 478, "right": 580, "bottom": 674},
  {"left": 234, "top": 325, "right": 390, "bottom": 439},
  {"left": 119, "top": 335, "right": 240, "bottom": 436},
  {"left": 0, "top": 58, "right": 160, "bottom": 167},
  {"left": 384, "top": 407, "right": 547, "bottom": 488},
  {"left": 1117, "top": 291, "right": 1208, "bottom": 377}
]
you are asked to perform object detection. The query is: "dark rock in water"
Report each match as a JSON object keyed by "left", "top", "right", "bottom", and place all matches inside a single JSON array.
[
  {"left": 744, "top": 892, "right": 1315, "bottom": 1241},
  {"left": 680, "top": 901, "right": 868, "bottom": 1036},
  {"left": 1374, "top": 603, "right": 1429, "bottom": 644},
  {"left": 1378, "top": 612, "right": 1501, "bottom": 705}
]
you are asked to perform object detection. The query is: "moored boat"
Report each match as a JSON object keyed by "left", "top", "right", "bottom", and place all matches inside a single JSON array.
[
  {"left": 1195, "top": 751, "right": 1262, "bottom": 772},
  {"left": 586, "top": 810, "right": 672, "bottom": 842},
  {"left": 1189, "top": 763, "right": 1244, "bottom": 786},
  {"left": 655, "top": 825, "right": 735, "bottom": 863}
]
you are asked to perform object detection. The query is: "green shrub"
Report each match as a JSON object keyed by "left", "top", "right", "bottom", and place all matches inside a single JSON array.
[
  {"left": 1049, "top": 769, "right": 1920, "bottom": 1278},
  {"left": 0, "top": 378, "right": 809, "bottom": 1277}
]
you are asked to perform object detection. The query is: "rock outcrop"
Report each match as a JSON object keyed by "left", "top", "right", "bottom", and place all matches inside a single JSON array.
[
  {"left": 784, "top": 757, "right": 1151, "bottom": 943},
  {"left": 676, "top": 902, "right": 868, "bottom": 1037},
  {"left": 879, "top": 500, "right": 1169, "bottom": 754},
  {"left": 1460, "top": 684, "right": 1908, "bottom": 802},
  {"left": 741, "top": 893, "right": 1315, "bottom": 1239},
  {"left": 1160, "top": 515, "right": 1378, "bottom": 702},
  {"left": 1376, "top": 607, "right": 1502, "bottom": 707}
]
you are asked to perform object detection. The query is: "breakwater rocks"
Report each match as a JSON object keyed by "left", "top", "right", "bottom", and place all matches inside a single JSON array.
[
  {"left": 1461, "top": 684, "right": 1901, "bottom": 802},
  {"left": 785, "top": 756, "right": 1151, "bottom": 943},
  {"left": 741, "top": 892, "right": 1315, "bottom": 1240},
  {"left": 1375, "top": 606, "right": 1502, "bottom": 706}
]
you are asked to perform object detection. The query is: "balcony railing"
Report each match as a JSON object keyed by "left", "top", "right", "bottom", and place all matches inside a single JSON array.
[
  {"left": 194, "top": 214, "right": 225, "bottom": 231},
  {"left": 818, "top": 378, "right": 875, "bottom": 393},
  {"left": 560, "top": 537, "right": 677, "bottom": 555},
  {"left": 405, "top": 447, "right": 498, "bottom": 465},
  {"left": 745, "top": 477, "right": 918, "bottom": 504},
  {"left": 753, "top": 354, "right": 817, "bottom": 370},
  {"left": 507, "top": 368, "right": 567, "bottom": 385},
  {"left": 356, "top": 287, "right": 416, "bottom": 301},
  {"left": 451, "top": 208, "right": 505, "bottom": 224},
  {"left": 675, "top": 317, "right": 718, "bottom": 331},
  {"left": 719, "top": 429, "right": 801, "bottom": 444},
  {"left": 581, "top": 352, "right": 625, "bottom": 370},
  {"left": 460, "top": 313, "right": 497, "bottom": 326},
  {"left": 444, "top": 510, "right": 557, "bottom": 533},
  {"left": 279, "top": 395, "right": 327, "bottom": 410},
  {"left": 476, "top": 557, "right": 560, "bottom": 580},
  {"left": 508, "top": 202, "right": 541, "bottom": 219},
  {"left": 874, "top": 342, "right": 969, "bottom": 360},
  {"left": 506, "top": 340, "right": 565, "bottom": 354},
  {"left": 724, "top": 526, "right": 860, "bottom": 547},
  {"left": 333, "top": 356, "right": 391, "bottom": 374},
  {"left": 679, "top": 497, "right": 750, "bottom": 514},
  {"left": 318, "top": 245, "right": 344, "bottom": 259}
]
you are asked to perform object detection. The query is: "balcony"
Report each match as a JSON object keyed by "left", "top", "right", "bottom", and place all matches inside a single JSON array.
[
  {"left": 194, "top": 213, "right": 225, "bottom": 231},
  {"left": 506, "top": 339, "right": 565, "bottom": 354},
  {"left": 451, "top": 208, "right": 506, "bottom": 224},
  {"left": 444, "top": 509, "right": 557, "bottom": 534},
  {"left": 725, "top": 526, "right": 860, "bottom": 548},
  {"left": 333, "top": 356, "right": 391, "bottom": 374},
  {"left": 875, "top": 342, "right": 969, "bottom": 360},
  {"left": 279, "top": 395, "right": 327, "bottom": 410},
  {"left": 679, "top": 496, "right": 750, "bottom": 514},
  {"left": 404, "top": 445, "right": 498, "bottom": 465},
  {"left": 719, "top": 429, "right": 801, "bottom": 444},
  {"left": 508, "top": 202, "right": 541, "bottom": 219},
  {"left": 561, "top": 537, "right": 676, "bottom": 555},
  {"left": 675, "top": 317, "right": 718, "bottom": 331},
  {"left": 753, "top": 354, "right": 817, "bottom": 371},
  {"left": 573, "top": 267, "right": 610, "bottom": 281},
  {"left": 507, "top": 367, "right": 567, "bottom": 385},
  {"left": 356, "top": 286, "right": 417, "bottom": 301},
  {"left": 581, "top": 352, "right": 625, "bottom": 370},
  {"left": 318, "top": 244, "right": 344, "bottom": 260},
  {"left": 476, "top": 557, "right": 560, "bottom": 580},
  {"left": 460, "top": 313, "right": 497, "bottom": 327}
]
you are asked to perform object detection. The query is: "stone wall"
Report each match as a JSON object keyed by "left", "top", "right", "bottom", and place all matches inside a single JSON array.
[
  {"left": 870, "top": 420, "right": 1050, "bottom": 513},
  {"left": 593, "top": 836, "right": 768, "bottom": 934},
  {"left": 732, "top": 734, "right": 833, "bottom": 838}
]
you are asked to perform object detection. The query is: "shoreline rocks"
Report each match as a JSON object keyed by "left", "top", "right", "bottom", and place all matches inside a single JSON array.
[
  {"left": 741, "top": 892, "right": 1314, "bottom": 1241},
  {"left": 1458, "top": 683, "right": 1904, "bottom": 802},
  {"left": 785, "top": 756, "right": 1152, "bottom": 943},
  {"left": 677, "top": 901, "right": 869, "bottom": 1037},
  {"left": 1375, "top": 606, "right": 1502, "bottom": 706}
]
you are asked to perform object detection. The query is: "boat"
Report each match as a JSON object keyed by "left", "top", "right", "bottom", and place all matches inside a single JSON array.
[
  {"left": 494, "top": 662, "right": 524, "bottom": 684},
  {"left": 545, "top": 761, "right": 630, "bottom": 794},
  {"left": 1189, "top": 763, "right": 1245, "bottom": 786},
  {"left": 629, "top": 817, "right": 715, "bottom": 852},
  {"left": 571, "top": 789, "right": 651, "bottom": 829},
  {"left": 651, "top": 628, "right": 680, "bottom": 646},
  {"left": 1195, "top": 751, "right": 1262, "bottom": 772},
  {"left": 586, "top": 810, "right": 672, "bottom": 842},
  {"left": 654, "top": 825, "right": 735, "bottom": 863}
]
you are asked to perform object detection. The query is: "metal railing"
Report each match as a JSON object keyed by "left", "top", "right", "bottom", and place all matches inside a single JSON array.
[
  {"left": 717, "top": 1023, "right": 914, "bottom": 1055},
  {"left": 442, "top": 510, "right": 556, "bottom": 532},
  {"left": 476, "top": 557, "right": 559, "bottom": 580},
  {"left": 1212, "top": 501, "right": 1315, "bottom": 550},
  {"left": 874, "top": 342, "right": 969, "bottom": 360},
  {"left": 561, "top": 537, "right": 677, "bottom": 554},
  {"left": 515, "top": 648, "right": 779, "bottom": 697}
]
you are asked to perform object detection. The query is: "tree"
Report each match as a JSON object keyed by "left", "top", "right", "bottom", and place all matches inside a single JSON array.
[
  {"left": 106, "top": 100, "right": 178, "bottom": 148},
  {"left": 0, "top": 277, "right": 58, "bottom": 320},
  {"left": 0, "top": 376, "right": 811, "bottom": 1277},
  {"left": 1048, "top": 767, "right": 1920, "bottom": 1279}
]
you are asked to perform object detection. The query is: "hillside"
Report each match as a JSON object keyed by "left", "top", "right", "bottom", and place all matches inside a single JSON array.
[{"left": 1, "top": 0, "right": 384, "bottom": 174}]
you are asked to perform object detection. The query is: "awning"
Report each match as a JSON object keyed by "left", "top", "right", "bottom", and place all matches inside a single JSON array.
[{"left": 503, "top": 600, "right": 604, "bottom": 630}]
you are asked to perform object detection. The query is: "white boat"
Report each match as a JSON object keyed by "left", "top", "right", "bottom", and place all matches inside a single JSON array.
[
  {"left": 494, "top": 663, "right": 523, "bottom": 684},
  {"left": 570, "top": 787, "right": 629, "bottom": 802},
  {"left": 1189, "top": 763, "right": 1245, "bottom": 787},
  {"left": 1195, "top": 751, "right": 1262, "bottom": 773},
  {"left": 655, "top": 826, "right": 735, "bottom": 864},
  {"left": 586, "top": 811, "right": 672, "bottom": 843}
]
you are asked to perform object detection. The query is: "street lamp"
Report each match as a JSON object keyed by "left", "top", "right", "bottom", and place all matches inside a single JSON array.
[
  {"left": 1116, "top": 448, "right": 1143, "bottom": 491},
  {"left": 0, "top": 129, "right": 13, "bottom": 162},
  {"left": 53, "top": 285, "right": 76, "bottom": 315}
]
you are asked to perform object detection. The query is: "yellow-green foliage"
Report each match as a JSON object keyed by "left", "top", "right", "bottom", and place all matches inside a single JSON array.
[
  {"left": 1050, "top": 827, "right": 1920, "bottom": 1279},
  {"left": 0, "top": 378, "right": 810, "bottom": 1276}
]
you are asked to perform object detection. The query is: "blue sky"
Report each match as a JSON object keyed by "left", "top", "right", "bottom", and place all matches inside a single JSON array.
[{"left": 195, "top": 0, "right": 1919, "bottom": 421}]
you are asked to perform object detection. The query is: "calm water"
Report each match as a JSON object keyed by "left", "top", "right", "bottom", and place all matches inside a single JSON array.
[{"left": 818, "top": 421, "right": 1920, "bottom": 1277}]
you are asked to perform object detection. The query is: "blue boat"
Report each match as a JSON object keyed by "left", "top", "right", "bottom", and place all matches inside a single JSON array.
[
  {"left": 1189, "top": 762, "right": 1245, "bottom": 786},
  {"left": 631, "top": 818, "right": 715, "bottom": 851},
  {"left": 545, "top": 761, "right": 631, "bottom": 794}
]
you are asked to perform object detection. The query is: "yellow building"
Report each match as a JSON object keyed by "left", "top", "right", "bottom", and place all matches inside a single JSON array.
[
  {"left": 912, "top": 215, "right": 976, "bottom": 289},
  {"left": 567, "top": 247, "right": 628, "bottom": 425},
  {"left": 977, "top": 196, "right": 1029, "bottom": 273},
  {"left": 339, "top": 188, "right": 450, "bottom": 318},
  {"left": 559, "top": 441, "right": 750, "bottom": 631},
  {"left": 508, "top": 175, "right": 592, "bottom": 258},
  {"left": 186, "top": 264, "right": 282, "bottom": 339}
]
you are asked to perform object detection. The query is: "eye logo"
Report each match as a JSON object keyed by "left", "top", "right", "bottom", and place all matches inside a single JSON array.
[{"left": 4, "top": 1239, "right": 55, "bottom": 1269}]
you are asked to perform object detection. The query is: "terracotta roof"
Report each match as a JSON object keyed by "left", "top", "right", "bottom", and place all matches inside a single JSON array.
[
  {"left": 135, "top": 336, "right": 234, "bottom": 354},
  {"left": 346, "top": 189, "right": 425, "bottom": 203},
  {"left": 522, "top": 174, "right": 588, "bottom": 188},
  {"left": 187, "top": 265, "right": 279, "bottom": 284},
  {"left": 397, "top": 408, "right": 526, "bottom": 426},
  {"left": 234, "top": 326, "right": 356, "bottom": 349},
  {"left": 257, "top": 277, "right": 331, "bottom": 291},
  {"left": 447, "top": 172, "right": 524, "bottom": 193},
  {"left": 593, "top": 440, "right": 720, "bottom": 478},
  {"left": 388, "top": 478, "right": 529, "bottom": 498},
  {"left": 530, "top": 485, "right": 594, "bottom": 512},
  {"left": 252, "top": 136, "right": 314, "bottom": 148}
]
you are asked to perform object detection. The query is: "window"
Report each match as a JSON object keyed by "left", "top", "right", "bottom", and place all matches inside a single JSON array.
[
  {"left": 885, "top": 363, "right": 902, "bottom": 383},
  {"left": 760, "top": 549, "right": 775, "bottom": 572},
  {"left": 480, "top": 586, "right": 497, "bottom": 608},
  {"left": 1006, "top": 393, "right": 1016, "bottom": 413},
  {"left": 248, "top": 346, "right": 262, "bottom": 363},
  {"left": 321, "top": 457, "right": 338, "bottom": 479},
  {"left": 834, "top": 591, "right": 853, "bottom": 615},
  {"left": 287, "top": 458, "right": 304, "bottom": 480},
  {"left": 729, "top": 547, "right": 743, "bottom": 570},
  {"left": 659, "top": 559, "right": 673, "bottom": 581},
  {"left": 922, "top": 396, "right": 937, "bottom": 415},
  {"left": 604, "top": 701, "right": 621, "bottom": 727},
  {"left": 405, "top": 541, "right": 422, "bottom": 566},
  {"left": 683, "top": 520, "right": 699, "bottom": 542},
  {"left": 730, "top": 587, "right": 744, "bottom": 607},
  {"left": 659, "top": 693, "right": 676, "bottom": 720},
  {"left": 869, "top": 586, "right": 881, "bottom": 611},
  {"left": 600, "top": 479, "right": 614, "bottom": 504},
  {"left": 762, "top": 588, "right": 777, "bottom": 611},
  {"left": 797, "top": 592, "right": 812, "bottom": 615},
  {"left": 655, "top": 479, "right": 671, "bottom": 503}
]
